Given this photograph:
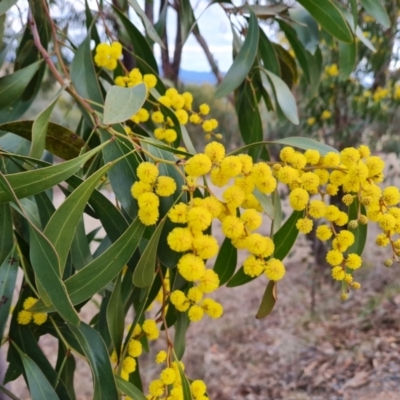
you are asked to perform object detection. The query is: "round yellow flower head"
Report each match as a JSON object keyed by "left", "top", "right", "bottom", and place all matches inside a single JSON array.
[
  {"left": 188, "top": 305, "right": 204, "bottom": 322},
  {"left": 204, "top": 141, "right": 225, "bottom": 163},
  {"left": 160, "top": 367, "right": 176, "bottom": 385},
  {"left": 187, "top": 207, "right": 212, "bottom": 231},
  {"left": 185, "top": 154, "right": 212, "bottom": 176},
  {"left": 243, "top": 255, "right": 265, "bottom": 277},
  {"left": 143, "top": 73, "right": 157, "bottom": 89},
  {"left": 201, "top": 298, "right": 223, "bottom": 318},
  {"left": 198, "top": 269, "right": 220, "bottom": 293},
  {"left": 137, "top": 162, "right": 159, "bottom": 183},
  {"left": 156, "top": 176, "right": 177, "bottom": 197},
  {"left": 142, "top": 319, "right": 159, "bottom": 340},
  {"left": 193, "top": 235, "right": 219, "bottom": 259},
  {"left": 168, "top": 203, "right": 188, "bottom": 224},
  {"left": 264, "top": 258, "right": 285, "bottom": 281},
  {"left": 178, "top": 254, "right": 206, "bottom": 281},
  {"left": 128, "top": 339, "right": 143, "bottom": 358},
  {"left": 17, "top": 310, "right": 32, "bottom": 325},
  {"left": 167, "top": 227, "right": 193, "bottom": 252},
  {"left": 155, "top": 350, "right": 167, "bottom": 364},
  {"left": 23, "top": 297, "right": 38, "bottom": 311},
  {"left": 122, "top": 356, "right": 136, "bottom": 374},
  {"left": 326, "top": 250, "right": 344, "bottom": 266},
  {"left": 316, "top": 225, "right": 332, "bottom": 241},
  {"left": 222, "top": 216, "right": 245, "bottom": 239},
  {"left": 33, "top": 313, "right": 47, "bottom": 325},
  {"left": 296, "top": 217, "right": 313, "bottom": 234},
  {"left": 289, "top": 188, "right": 309, "bottom": 211},
  {"left": 220, "top": 156, "right": 242, "bottom": 178}
]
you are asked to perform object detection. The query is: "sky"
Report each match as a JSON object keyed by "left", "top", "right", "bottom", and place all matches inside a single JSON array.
[
  {"left": 91, "top": 0, "right": 235, "bottom": 72},
  {"left": 8, "top": 0, "right": 247, "bottom": 73}
]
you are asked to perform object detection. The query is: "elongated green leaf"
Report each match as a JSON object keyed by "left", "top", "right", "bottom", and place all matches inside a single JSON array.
[
  {"left": 213, "top": 238, "right": 237, "bottom": 286},
  {"left": 305, "top": 47, "right": 323, "bottom": 98},
  {"left": 272, "top": 43, "right": 298, "bottom": 88},
  {"left": 349, "top": 0, "right": 358, "bottom": 29},
  {"left": 0, "top": 142, "right": 109, "bottom": 203},
  {"left": 297, "top": 0, "right": 353, "bottom": 43},
  {"left": 179, "top": 0, "right": 198, "bottom": 44},
  {"left": 339, "top": 40, "right": 357, "bottom": 80},
  {"left": 289, "top": 7, "right": 320, "bottom": 54},
  {"left": 68, "top": 322, "right": 118, "bottom": 400},
  {"left": 0, "top": 203, "right": 13, "bottom": 263},
  {"left": 347, "top": 201, "right": 367, "bottom": 255},
  {"left": 55, "top": 345, "right": 76, "bottom": 400},
  {"left": 0, "top": 120, "right": 87, "bottom": 160},
  {"left": 271, "top": 190, "right": 282, "bottom": 235},
  {"left": 103, "top": 84, "right": 147, "bottom": 125},
  {"left": 107, "top": 275, "right": 124, "bottom": 355},
  {"left": 258, "top": 29, "right": 280, "bottom": 75},
  {"left": 29, "top": 226, "right": 80, "bottom": 325},
  {"left": 133, "top": 218, "right": 166, "bottom": 288},
  {"left": 71, "top": 218, "right": 93, "bottom": 271},
  {"left": 262, "top": 69, "right": 299, "bottom": 124},
  {"left": 215, "top": 9, "right": 259, "bottom": 98},
  {"left": 70, "top": 33, "right": 103, "bottom": 108},
  {"left": 0, "top": 60, "right": 42, "bottom": 109},
  {"left": 32, "top": 218, "right": 145, "bottom": 313},
  {"left": 127, "top": 0, "right": 165, "bottom": 47},
  {"left": 174, "top": 312, "right": 190, "bottom": 360},
  {"left": 6, "top": 316, "right": 71, "bottom": 399},
  {"left": 0, "top": 172, "right": 80, "bottom": 325},
  {"left": 13, "top": 344, "right": 59, "bottom": 400},
  {"left": 236, "top": 79, "right": 263, "bottom": 160},
  {"left": 30, "top": 87, "right": 65, "bottom": 159},
  {"left": 175, "top": 358, "right": 193, "bottom": 400},
  {"left": 114, "top": 7, "right": 160, "bottom": 79},
  {"left": 100, "top": 130, "right": 141, "bottom": 219},
  {"left": 0, "top": 0, "right": 17, "bottom": 15},
  {"left": 0, "top": 247, "right": 18, "bottom": 338},
  {"left": 361, "top": 0, "right": 390, "bottom": 28},
  {"left": 115, "top": 376, "right": 147, "bottom": 400},
  {"left": 274, "top": 210, "right": 303, "bottom": 260},
  {"left": 273, "top": 137, "right": 338, "bottom": 155},
  {"left": 253, "top": 189, "right": 274, "bottom": 219},
  {"left": 279, "top": 20, "right": 311, "bottom": 83},
  {"left": 256, "top": 280, "right": 277, "bottom": 319},
  {"left": 44, "top": 161, "right": 115, "bottom": 273}
]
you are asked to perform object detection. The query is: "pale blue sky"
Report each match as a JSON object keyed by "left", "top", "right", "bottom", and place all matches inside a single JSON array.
[{"left": 10, "top": 0, "right": 236, "bottom": 72}]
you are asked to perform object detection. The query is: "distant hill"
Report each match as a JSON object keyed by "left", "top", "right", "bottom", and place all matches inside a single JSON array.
[{"left": 179, "top": 69, "right": 218, "bottom": 85}]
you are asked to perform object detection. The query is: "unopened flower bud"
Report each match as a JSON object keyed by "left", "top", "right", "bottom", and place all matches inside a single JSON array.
[
  {"left": 348, "top": 220, "right": 358, "bottom": 229},
  {"left": 384, "top": 259, "right": 393, "bottom": 268},
  {"left": 342, "top": 194, "right": 354, "bottom": 206},
  {"left": 358, "top": 215, "right": 368, "bottom": 225},
  {"left": 361, "top": 196, "right": 371, "bottom": 206}
]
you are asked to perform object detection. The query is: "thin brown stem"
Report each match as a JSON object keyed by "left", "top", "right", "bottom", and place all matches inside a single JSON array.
[
  {"left": 28, "top": 9, "right": 96, "bottom": 120},
  {"left": 41, "top": 0, "right": 70, "bottom": 79}
]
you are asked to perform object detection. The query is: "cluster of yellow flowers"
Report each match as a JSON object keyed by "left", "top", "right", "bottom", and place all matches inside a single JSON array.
[
  {"left": 111, "top": 320, "right": 159, "bottom": 382},
  {"left": 76, "top": 51, "right": 400, "bottom": 396},
  {"left": 94, "top": 42, "right": 123, "bottom": 70},
  {"left": 94, "top": 42, "right": 222, "bottom": 142},
  {"left": 145, "top": 358, "right": 209, "bottom": 400},
  {"left": 131, "top": 161, "right": 177, "bottom": 225},
  {"left": 17, "top": 297, "right": 48, "bottom": 326}
]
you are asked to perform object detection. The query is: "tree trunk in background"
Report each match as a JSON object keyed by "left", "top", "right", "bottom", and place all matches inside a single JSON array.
[{"left": 112, "top": 0, "right": 135, "bottom": 70}]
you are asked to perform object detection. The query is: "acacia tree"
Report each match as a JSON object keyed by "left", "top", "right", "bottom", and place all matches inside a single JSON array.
[{"left": 0, "top": 0, "right": 396, "bottom": 399}]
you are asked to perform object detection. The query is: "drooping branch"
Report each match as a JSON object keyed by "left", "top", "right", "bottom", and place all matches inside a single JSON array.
[{"left": 193, "top": 29, "right": 223, "bottom": 84}]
